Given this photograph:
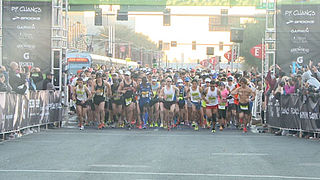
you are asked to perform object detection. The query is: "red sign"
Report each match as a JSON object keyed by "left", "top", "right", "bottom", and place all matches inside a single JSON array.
[
  {"left": 120, "top": 46, "right": 126, "bottom": 52},
  {"left": 200, "top": 59, "right": 208, "bottom": 66},
  {"left": 250, "top": 44, "right": 264, "bottom": 59},
  {"left": 224, "top": 50, "right": 237, "bottom": 62}
]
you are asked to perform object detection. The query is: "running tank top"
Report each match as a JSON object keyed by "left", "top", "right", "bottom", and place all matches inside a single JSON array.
[
  {"left": 151, "top": 82, "right": 160, "bottom": 98},
  {"left": 190, "top": 86, "right": 201, "bottom": 103},
  {"left": 164, "top": 85, "right": 175, "bottom": 102},
  {"left": 95, "top": 81, "right": 105, "bottom": 96},
  {"left": 76, "top": 85, "right": 87, "bottom": 101},
  {"left": 140, "top": 83, "right": 151, "bottom": 98},
  {"left": 178, "top": 86, "right": 186, "bottom": 100},
  {"left": 123, "top": 80, "right": 134, "bottom": 98},
  {"left": 206, "top": 87, "right": 218, "bottom": 106}
]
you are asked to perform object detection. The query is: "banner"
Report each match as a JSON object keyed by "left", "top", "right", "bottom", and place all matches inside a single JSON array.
[
  {"left": 267, "top": 94, "right": 320, "bottom": 132},
  {"left": 276, "top": 3, "right": 320, "bottom": 72},
  {"left": 0, "top": 91, "right": 62, "bottom": 134},
  {"left": 2, "top": 1, "right": 52, "bottom": 72}
]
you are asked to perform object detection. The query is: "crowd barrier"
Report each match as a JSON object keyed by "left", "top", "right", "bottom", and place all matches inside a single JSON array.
[
  {"left": 267, "top": 94, "right": 320, "bottom": 133},
  {"left": 0, "top": 91, "right": 63, "bottom": 134}
]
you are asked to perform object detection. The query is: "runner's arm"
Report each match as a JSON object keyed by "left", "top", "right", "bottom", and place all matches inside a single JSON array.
[{"left": 85, "top": 86, "right": 92, "bottom": 100}]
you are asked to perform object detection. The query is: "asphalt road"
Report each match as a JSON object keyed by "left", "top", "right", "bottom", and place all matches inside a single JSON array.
[{"left": 0, "top": 127, "right": 320, "bottom": 180}]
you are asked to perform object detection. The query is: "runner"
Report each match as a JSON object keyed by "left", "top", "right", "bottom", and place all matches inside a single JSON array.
[
  {"left": 92, "top": 74, "right": 111, "bottom": 129},
  {"left": 218, "top": 82, "right": 229, "bottom": 131},
  {"left": 231, "top": 78, "right": 256, "bottom": 133},
  {"left": 72, "top": 78, "right": 92, "bottom": 130},
  {"left": 160, "top": 77, "right": 179, "bottom": 130},
  {"left": 118, "top": 71, "right": 137, "bottom": 128},
  {"left": 176, "top": 79, "right": 188, "bottom": 126},
  {"left": 226, "top": 76, "right": 237, "bottom": 126},
  {"left": 110, "top": 73, "right": 123, "bottom": 127},
  {"left": 150, "top": 76, "right": 161, "bottom": 128},
  {"left": 137, "top": 77, "right": 152, "bottom": 129},
  {"left": 203, "top": 81, "right": 220, "bottom": 133},
  {"left": 189, "top": 79, "right": 204, "bottom": 131}
]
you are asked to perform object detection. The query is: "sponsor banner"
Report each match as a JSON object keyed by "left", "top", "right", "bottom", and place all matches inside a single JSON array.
[
  {"left": 2, "top": 1, "right": 52, "bottom": 72},
  {"left": 267, "top": 95, "right": 320, "bottom": 132},
  {"left": 0, "top": 91, "right": 62, "bottom": 133},
  {"left": 276, "top": 4, "right": 320, "bottom": 72}
]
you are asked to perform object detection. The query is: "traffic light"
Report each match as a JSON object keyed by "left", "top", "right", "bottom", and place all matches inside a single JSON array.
[
  {"left": 206, "top": 47, "right": 214, "bottom": 55},
  {"left": 163, "top": 8, "right": 171, "bottom": 26},
  {"left": 219, "top": 42, "right": 223, "bottom": 51},
  {"left": 153, "top": 59, "right": 157, "bottom": 67},
  {"left": 171, "top": 41, "right": 177, "bottom": 47},
  {"left": 221, "top": 9, "right": 228, "bottom": 26},
  {"left": 117, "top": 10, "right": 128, "bottom": 21},
  {"left": 158, "top": 40, "right": 163, "bottom": 50},
  {"left": 192, "top": 41, "right": 196, "bottom": 50},
  {"left": 94, "top": 8, "right": 102, "bottom": 26}
]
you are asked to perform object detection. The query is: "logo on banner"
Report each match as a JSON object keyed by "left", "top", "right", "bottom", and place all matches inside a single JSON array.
[
  {"left": 224, "top": 50, "right": 237, "bottom": 62},
  {"left": 250, "top": 44, "right": 265, "bottom": 60},
  {"left": 23, "top": 52, "right": 30, "bottom": 60},
  {"left": 297, "top": 56, "right": 304, "bottom": 64}
]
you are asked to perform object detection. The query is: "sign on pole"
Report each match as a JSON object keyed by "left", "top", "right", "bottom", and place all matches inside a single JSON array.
[{"left": 250, "top": 44, "right": 265, "bottom": 59}]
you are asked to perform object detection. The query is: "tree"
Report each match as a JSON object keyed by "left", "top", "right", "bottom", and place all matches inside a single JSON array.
[{"left": 240, "top": 18, "right": 266, "bottom": 71}]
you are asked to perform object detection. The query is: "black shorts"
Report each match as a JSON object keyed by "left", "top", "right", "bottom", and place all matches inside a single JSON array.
[
  {"left": 228, "top": 103, "right": 237, "bottom": 111},
  {"left": 164, "top": 101, "right": 175, "bottom": 110},
  {"left": 111, "top": 97, "right": 123, "bottom": 106},
  {"left": 178, "top": 100, "right": 186, "bottom": 109},
  {"left": 93, "top": 95, "right": 105, "bottom": 105},
  {"left": 239, "top": 103, "right": 251, "bottom": 115},
  {"left": 76, "top": 99, "right": 88, "bottom": 108},
  {"left": 150, "top": 98, "right": 159, "bottom": 107},
  {"left": 218, "top": 109, "right": 227, "bottom": 119}
]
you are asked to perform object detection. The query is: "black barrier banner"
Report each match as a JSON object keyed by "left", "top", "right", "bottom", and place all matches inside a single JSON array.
[
  {"left": 0, "top": 91, "right": 62, "bottom": 133},
  {"left": 2, "top": 1, "right": 52, "bottom": 72},
  {"left": 267, "top": 95, "right": 320, "bottom": 132},
  {"left": 276, "top": 4, "right": 320, "bottom": 72}
]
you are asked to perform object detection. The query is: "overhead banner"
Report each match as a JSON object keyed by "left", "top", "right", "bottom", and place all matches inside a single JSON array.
[
  {"left": 276, "top": 3, "right": 320, "bottom": 72},
  {"left": 2, "top": 1, "right": 52, "bottom": 72}
]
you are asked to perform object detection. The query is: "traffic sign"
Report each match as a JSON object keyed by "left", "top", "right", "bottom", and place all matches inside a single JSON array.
[
  {"left": 250, "top": 44, "right": 264, "bottom": 60},
  {"left": 224, "top": 50, "right": 237, "bottom": 62}
]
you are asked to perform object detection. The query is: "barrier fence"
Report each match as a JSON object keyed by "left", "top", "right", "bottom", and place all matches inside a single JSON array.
[
  {"left": 0, "top": 91, "right": 63, "bottom": 134},
  {"left": 267, "top": 94, "right": 320, "bottom": 133}
]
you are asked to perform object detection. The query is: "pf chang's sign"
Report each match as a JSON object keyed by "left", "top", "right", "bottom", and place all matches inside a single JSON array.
[{"left": 250, "top": 44, "right": 265, "bottom": 60}]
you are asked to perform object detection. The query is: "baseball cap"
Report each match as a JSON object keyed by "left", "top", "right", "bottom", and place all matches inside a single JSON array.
[
  {"left": 205, "top": 78, "right": 211, "bottom": 83},
  {"left": 177, "top": 79, "right": 183, "bottom": 83},
  {"left": 228, "top": 76, "right": 234, "bottom": 81},
  {"left": 185, "top": 77, "right": 191, "bottom": 82},
  {"left": 124, "top": 71, "right": 131, "bottom": 76}
]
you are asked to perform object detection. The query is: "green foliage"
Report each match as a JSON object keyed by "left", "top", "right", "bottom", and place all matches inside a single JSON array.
[{"left": 240, "top": 19, "right": 266, "bottom": 70}]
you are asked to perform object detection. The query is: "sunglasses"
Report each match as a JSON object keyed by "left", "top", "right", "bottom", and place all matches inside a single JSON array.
[{"left": 167, "top": 81, "right": 172, "bottom": 82}]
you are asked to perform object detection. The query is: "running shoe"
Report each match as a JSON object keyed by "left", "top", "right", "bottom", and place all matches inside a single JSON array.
[
  {"left": 98, "top": 124, "right": 103, "bottom": 129},
  {"left": 150, "top": 123, "right": 154, "bottom": 128},
  {"left": 194, "top": 125, "right": 199, "bottom": 131},
  {"left": 80, "top": 125, "right": 84, "bottom": 130},
  {"left": 192, "top": 121, "right": 196, "bottom": 127},
  {"left": 160, "top": 123, "right": 164, "bottom": 128},
  {"left": 138, "top": 125, "right": 142, "bottom": 130},
  {"left": 143, "top": 124, "right": 147, "bottom": 129},
  {"left": 101, "top": 123, "right": 106, "bottom": 128},
  {"left": 155, "top": 123, "right": 158, "bottom": 127},
  {"left": 243, "top": 127, "right": 248, "bottom": 133},
  {"left": 207, "top": 121, "right": 211, "bottom": 129},
  {"left": 131, "top": 120, "right": 135, "bottom": 125},
  {"left": 219, "top": 126, "right": 223, "bottom": 131},
  {"left": 211, "top": 129, "right": 216, "bottom": 133},
  {"left": 164, "top": 124, "right": 168, "bottom": 129}
]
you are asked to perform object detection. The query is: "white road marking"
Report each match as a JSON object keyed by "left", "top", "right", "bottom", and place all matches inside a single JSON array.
[
  {"left": 0, "top": 169, "right": 319, "bottom": 179},
  {"left": 211, "top": 153, "right": 269, "bottom": 156},
  {"left": 302, "top": 163, "right": 320, "bottom": 167},
  {"left": 89, "top": 164, "right": 150, "bottom": 168},
  {"left": 42, "top": 132, "right": 274, "bottom": 138}
]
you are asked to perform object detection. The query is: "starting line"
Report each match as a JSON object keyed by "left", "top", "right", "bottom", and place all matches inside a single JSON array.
[{"left": 0, "top": 169, "right": 319, "bottom": 179}]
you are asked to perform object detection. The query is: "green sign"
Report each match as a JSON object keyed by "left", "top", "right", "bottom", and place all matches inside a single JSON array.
[
  {"left": 69, "top": 4, "right": 96, "bottom": 11},
  {"left": 124, "top": 5, "right": 166, "bottom": 12},
  {"left": 256, "top": 2, "right": 275, "bottom": 9},
  {"left": 278, "top": 0, "right": 320, "bottom": 5}
]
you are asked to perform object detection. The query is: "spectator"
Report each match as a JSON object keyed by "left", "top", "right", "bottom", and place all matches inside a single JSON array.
[
  {"left": 31, "top": 67, "right": 43, "bottom": 90},
  {"left": 301, "top": 68, "right": 320, "bottom": 91},
  {"left": 42, "top": 72, "right": 54, "bottom": 90},
  {"left": 0, "top": 73, "right": 11, "bottom": 92},
  {"left": 9, "top": 62, "right": 28, "bottom": 94},
  {"left": 284, "top": 78, "right": 295, "bottom": 94}
]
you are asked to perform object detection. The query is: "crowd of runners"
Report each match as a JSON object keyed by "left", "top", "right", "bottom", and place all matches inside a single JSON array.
[{"left": 70, "top": 66, "right": 261, "bottom": 133}]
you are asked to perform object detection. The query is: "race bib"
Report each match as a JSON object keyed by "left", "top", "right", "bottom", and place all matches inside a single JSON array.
[
  {"left": 125, "top": 98, "right": 132, "bottom": 106},
  {"left": 166, "top": 94, "right": 173, "bottom": 101},
  {"left": 142, "top": 91, "right": 149, "bottom": 98},
  {"left": 240, "top": 105, "right": 249, "bottom": 110},
  {"left": 208, "top": 96, "right": 216, "bottom": 104},
  {"left": 192, "top": 92, "right": 200, "bottom": 100},
  {"left": 219, "top": 102, "right": 226, "bottom": 110}
]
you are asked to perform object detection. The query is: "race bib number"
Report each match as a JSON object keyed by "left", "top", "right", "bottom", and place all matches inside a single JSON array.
[
  {"left": 125, "top": 98, "right": 132, "bottom": 106},
  {"left": 192, "top": 92, "right": 200, "bottom": 100},
  {"left": 219, "top": 102, "right": 226, "bottom": 110},
  {"left": 240, "top": 105, "right": 249, "bottom": 110},
  {"left": 166, "top": 94, "right": 173, "bottom": 101},
  {"left": 142, "top": 91, "right": 149, "bottom": 98},
  {"left": 208, "top": 96, "right": 216, "bottom": 104}
]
